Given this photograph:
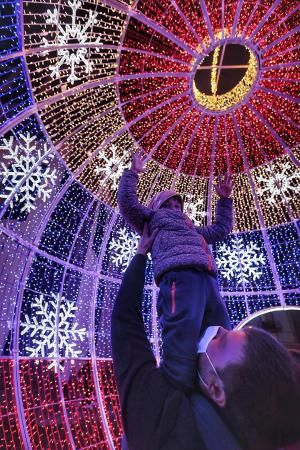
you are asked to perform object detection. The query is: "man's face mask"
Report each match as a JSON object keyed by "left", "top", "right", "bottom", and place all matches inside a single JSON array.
[
  {"left": 197, "top": 326, "right": 221, "bottom": 387},
  {"left": 197, "top": 326, "right": 220, "bottom": 353}
]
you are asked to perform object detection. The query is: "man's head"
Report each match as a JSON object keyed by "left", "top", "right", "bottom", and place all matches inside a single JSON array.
[
  {"left": 148, "top": 190, "right": 183, "bottom": 211},
  {"left": 197, "top": 326, "right": 246, "bottom": 406},
  {"left": 197, "top": 326, "right": 300, "bottom": 449}
]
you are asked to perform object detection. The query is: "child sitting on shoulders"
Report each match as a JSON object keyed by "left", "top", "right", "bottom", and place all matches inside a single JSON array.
[{"left": 118, "top": 153, "right": 233, "bottom": 390}]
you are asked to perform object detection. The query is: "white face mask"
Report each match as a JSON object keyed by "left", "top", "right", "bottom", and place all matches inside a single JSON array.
[
  {"left": 197, "top": 326, "right": 221, "bottom": 388},
  {"left": 197, "top": 326, "right": 220, "bottom": 354}
]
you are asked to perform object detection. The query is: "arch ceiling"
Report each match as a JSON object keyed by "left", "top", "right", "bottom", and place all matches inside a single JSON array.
[{"left": 0, "top": 0, "right": 299, "bottom": 448}]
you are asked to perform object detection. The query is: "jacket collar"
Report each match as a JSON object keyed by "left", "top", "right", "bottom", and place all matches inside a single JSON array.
[{"left": 189, "top": 393, "right": 242, "bottom": 450}]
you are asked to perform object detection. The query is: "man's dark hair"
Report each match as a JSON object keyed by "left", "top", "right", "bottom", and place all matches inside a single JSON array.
[{"left": 219, "top": 326, "right": 300, "bottom": 450}]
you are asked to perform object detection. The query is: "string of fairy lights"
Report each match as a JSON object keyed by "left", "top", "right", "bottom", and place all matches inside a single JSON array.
[{"left": 0, "top": 0, "right": 299, "bottom": 448}]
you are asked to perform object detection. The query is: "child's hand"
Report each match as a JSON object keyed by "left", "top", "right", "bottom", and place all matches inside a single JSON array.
[
  {"left": 137, "top": 223, "right": 159, "bottom": 255},
  {"left": 215, "top": 171, "right": 233, "bottom": 198},
  {"left": 131, "top": 153, "right": 146, "bottom": 174}
]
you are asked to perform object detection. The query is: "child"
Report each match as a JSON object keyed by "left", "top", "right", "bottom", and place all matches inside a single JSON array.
[{"left": 118, "top": 154, "right": 233, "bottom": 390}]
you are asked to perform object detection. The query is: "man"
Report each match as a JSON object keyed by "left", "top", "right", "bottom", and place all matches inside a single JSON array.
[{"left": 111, "top": 226, "right": 300, "bottom": 450}]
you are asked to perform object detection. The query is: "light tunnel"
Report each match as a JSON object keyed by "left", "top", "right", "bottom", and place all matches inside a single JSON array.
[{"left": 0, "top": 0, "right": 299, "bottom": 448}]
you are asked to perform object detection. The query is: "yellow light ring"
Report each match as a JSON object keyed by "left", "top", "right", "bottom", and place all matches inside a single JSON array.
[
  {"left": 193, "top": 49, "right": 257, "bottom": 111},
  {"left": 211, "top": 46, "right": 220, "bottom": 95}
]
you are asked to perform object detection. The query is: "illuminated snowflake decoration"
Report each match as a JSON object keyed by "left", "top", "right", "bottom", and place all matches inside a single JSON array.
[
  {"left": 256, "top": 163, "right": 300, "bottom": 204},
  {"left": 95, "top": 145, "right": 127, "bottom": 190},
  {"left": 43, "top": 0, "right": 102, "bottom": 84},
  {"left": 109, "top": 227, "right": 139, "bottom": 271},
  {"left": 0, "top": 134, "right": 57, "bottom": 213},
  {"left": 184, "top": 196, "right": 206, "bottom": 226},
  {"left": 216, "top": 238, "right": 266, "bottom": 284},
  {"left": 21, "top": 293, "right": 87, "bottom": 371}
]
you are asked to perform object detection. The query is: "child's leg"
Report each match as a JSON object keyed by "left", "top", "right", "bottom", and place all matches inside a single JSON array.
[
  {"left": 201, "top": 277, "right": 231, "bottom": 331},
  {"left": 157, "top": 269, "right": 209, "bottom": 391}
]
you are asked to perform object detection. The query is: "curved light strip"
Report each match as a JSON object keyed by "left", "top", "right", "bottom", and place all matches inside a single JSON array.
[
  {"left": 211, "top": 46, "right": 220, "bottom": 95},
  {"left": 236, "top": 306, "right": 300, "bottom": 329}
]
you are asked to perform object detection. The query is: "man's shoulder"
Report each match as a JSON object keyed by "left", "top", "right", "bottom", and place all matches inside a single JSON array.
[
  {"left": 128, "top": 367, "right": 204, "bottom": 450},
  {"left": 146, "top": 382, "right": 206, "bottom": 450},
  {"left": 189, "top": 393, "right": 242, "bottom": 450}
]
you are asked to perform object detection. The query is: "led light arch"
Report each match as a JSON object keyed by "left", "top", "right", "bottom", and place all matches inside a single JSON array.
[
  {"left": 0, "top": 0, "right": 299, "bottom": 448},
  {"left": 236, "top": 305, "right": 300, "bottom": 329}
]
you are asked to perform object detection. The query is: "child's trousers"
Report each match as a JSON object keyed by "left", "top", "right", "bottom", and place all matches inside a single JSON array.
[{"left": 157, "top": 268, "right": 231, "bottom": 391}]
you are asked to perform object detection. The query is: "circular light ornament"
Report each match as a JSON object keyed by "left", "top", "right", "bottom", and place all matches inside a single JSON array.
[{"left": 193, "top": 43, "right": 258, "bottom": 111}]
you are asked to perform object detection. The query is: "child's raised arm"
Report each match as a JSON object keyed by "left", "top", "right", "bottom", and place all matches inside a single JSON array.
[
  {"left": 118, "top": 153, "right": 152, "bottom": 234},
  {"left": 196, "top": 172, "right": 233, "bottom": 244}
]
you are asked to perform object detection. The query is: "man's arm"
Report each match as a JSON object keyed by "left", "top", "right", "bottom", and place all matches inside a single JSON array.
[
  {"left": 118, "top": 154, "right": 152, "bottom": 234},
  {"left": 111, "top": 253, "right": 156, "bottom": 396},
  {"left": 111, "top": 225, "right": 159, "bottom": 400},
  {"left": 111, "top": 227, "right": 173, "bottom": 449},
  {"left": 111, "top": 227, "right": 204, "bottom": 450}
]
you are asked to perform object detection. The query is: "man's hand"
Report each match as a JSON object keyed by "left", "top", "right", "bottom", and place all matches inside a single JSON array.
[
  {"left": 131, "top": 153, "right": 146, "bottom": 174},
  {"left": 215, "top": 171, "right": 233, "bottom": 198},
  {"left": 137, "top": 223, "right": 158, "bottom": 255}
]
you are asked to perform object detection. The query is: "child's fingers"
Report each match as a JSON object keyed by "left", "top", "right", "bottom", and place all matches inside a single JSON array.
[
  {"left": 143, "top": 154, "right": 151, "bottom": 164},
  {"left": 214, "top": 184, "right": 220, "bottom": 194},
  {"left": 225, "top": 171, "right": 232, "bottom": 187},
  {"left": 227, "top": 172, "right": 232, "bottom": 185},
  {"left": 131, "top": 151, "right": 147, "bottom": 172},
  {"left": 133, "top": 152, "right": 140, "bottom": 163},
  {"left": 151, "top": 228, "right": 159, "bottom": 239},
  {"left": 142, "top": 222, "right": 149, "bottom": 236},
  {"left": 149, "top": 228, "right": 159, "bottom": 245}
]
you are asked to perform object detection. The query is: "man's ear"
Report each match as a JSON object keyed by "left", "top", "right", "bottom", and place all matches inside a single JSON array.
[{"left": 207, "top": 376, "right": 226, "bottom": 407}]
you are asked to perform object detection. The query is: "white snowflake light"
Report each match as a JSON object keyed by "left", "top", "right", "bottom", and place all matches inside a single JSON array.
[
  {"left": 216, "top": 237, "right": 266, "bottom": 284},
  {"left": 184, "top": 195, "right": 206, "bottom": 226},
  {"left": 109, "top": 227, "right": 139, "bottom": 271},
  {"left": 43, "top": 0, "right": 102, "bottom": 84},
  {"left": 0, "top": 133, "right": 57, "bottom": 213},
  {"left": 21, "top": 293, "right": 87, "bottom": 371},
  {"left": 256, "top": 163, "right": 300, "bottom": 204},
  {"left": 95, "top": 144, "right": 127, "bottom": 190}
]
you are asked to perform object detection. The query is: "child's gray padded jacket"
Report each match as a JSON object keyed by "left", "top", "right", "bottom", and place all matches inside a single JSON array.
[{"left": 118, "top": 169, "right": 233, "bottom": 283}]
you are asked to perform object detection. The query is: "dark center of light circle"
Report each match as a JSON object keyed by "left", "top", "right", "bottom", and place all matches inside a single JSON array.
[{"left": 193, "top": 43, "right": 257, "bottom": 111}]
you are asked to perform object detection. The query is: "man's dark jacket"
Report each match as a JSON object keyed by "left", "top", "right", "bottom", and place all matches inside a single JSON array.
[{"left": 111, "top": 254, "right": 242, "bottom": 450}]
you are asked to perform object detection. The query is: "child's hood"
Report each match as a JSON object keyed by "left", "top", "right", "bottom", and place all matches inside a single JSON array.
[{"left": 148, "top": 190, "right": 183, "bottom": 211}]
